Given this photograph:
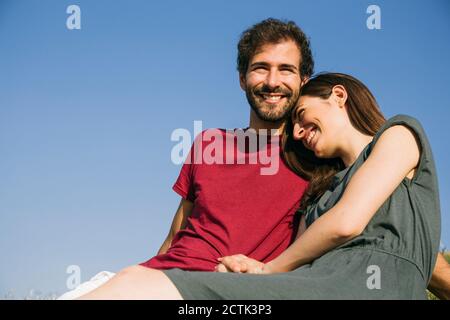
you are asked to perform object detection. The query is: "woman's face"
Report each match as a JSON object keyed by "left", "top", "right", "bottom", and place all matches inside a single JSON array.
[{"left": 292, "top": 89, "right": 348, "bottom": 158}]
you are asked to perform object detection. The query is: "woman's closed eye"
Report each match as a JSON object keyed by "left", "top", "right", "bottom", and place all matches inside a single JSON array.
[{"left": 293, "top": 108, "right": 305, "bottom": 123}]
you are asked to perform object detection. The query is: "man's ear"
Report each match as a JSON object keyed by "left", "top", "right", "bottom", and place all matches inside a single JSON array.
[
  {"left": 331, "top": 85, "right": 348, "bottom": 108},
  {"left": 239, "top": 73, "right": 246, "bottom": 91}
]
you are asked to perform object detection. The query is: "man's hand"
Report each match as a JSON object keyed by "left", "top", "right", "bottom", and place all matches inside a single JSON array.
[{"left": 215, "top": 254, "right": 270, "bottom": 274}]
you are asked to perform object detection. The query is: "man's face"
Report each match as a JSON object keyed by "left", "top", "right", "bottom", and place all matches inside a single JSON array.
[{"left": 240, "top": 40, "right": 302, "bottom": 123}]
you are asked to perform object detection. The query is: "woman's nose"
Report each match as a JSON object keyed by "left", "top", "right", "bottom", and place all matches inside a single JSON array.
[{"left": 293, "top": 124, "right": 305, "bottom": 140}]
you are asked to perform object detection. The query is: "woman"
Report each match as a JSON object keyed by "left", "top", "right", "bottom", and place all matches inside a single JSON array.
[{"left": 80, "top": 73, "right": 441, "bottom": 299}]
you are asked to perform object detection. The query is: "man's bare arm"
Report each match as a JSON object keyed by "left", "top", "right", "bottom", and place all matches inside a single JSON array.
[
  {"left": 428, "top": 253, "right": 450, "bottom": 300},
  {"left": 157, "top": 198, "right": 194, "bottom": 255}
]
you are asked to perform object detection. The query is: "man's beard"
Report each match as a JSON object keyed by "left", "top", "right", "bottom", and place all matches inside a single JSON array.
[{"left": 245, "top": 84, "right": 299, "bottom": 123}]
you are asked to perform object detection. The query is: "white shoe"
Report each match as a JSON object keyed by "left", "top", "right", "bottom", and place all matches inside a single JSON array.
[{"left": 57, "top": 271, "right": 116, "bottom": 300}]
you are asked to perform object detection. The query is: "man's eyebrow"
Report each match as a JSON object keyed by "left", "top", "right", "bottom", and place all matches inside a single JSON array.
[
  {"left": 250, "top": 61, "right": 270, "bottom": 68},
  {"left": 249, "top": 62, "right": 299, "bottom": 71},
  {"left": 279, "top": 63, "right": 298, "bottom": 71}
]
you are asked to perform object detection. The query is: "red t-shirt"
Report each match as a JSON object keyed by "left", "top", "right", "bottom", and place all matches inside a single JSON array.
[{"left": 141, "top": 128, "right": 308, "bottom": 271}]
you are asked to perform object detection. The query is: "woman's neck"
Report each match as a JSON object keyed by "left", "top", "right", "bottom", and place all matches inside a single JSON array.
[{"left": 339, "top": 130, "right": 374, "bottom": 167}]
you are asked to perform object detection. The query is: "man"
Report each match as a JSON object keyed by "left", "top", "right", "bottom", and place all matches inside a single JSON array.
[
  {"left": 139, "top": 18, "right": 313, "bottom": 272},
  {"left": 63, "top": 18, "right": 449, "bottom": 300}
]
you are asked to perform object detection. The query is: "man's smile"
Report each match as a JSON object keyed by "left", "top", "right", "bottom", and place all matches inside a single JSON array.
[{"left": 259, "top": 93, "right": 286, "bottom": 104}]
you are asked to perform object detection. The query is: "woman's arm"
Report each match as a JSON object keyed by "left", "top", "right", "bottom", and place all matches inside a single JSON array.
[
  {"left": 263, "top": 125, "right": 421, "bottom": 273},
  {"left": 216, "top": 215, "right": 308, "bottom": 273}
]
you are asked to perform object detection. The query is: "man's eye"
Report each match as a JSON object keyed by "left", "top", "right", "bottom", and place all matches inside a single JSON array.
[
  {"left": 280, "top": 69, "right": 294, "bottom": 74},
  {"left": 253, "top": 67, "right": 267, "bottom": 72}
]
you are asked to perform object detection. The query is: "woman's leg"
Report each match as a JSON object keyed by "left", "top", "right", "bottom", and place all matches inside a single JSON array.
[{"left": 77, "top": 265, "right": 183, "bottom": 300}]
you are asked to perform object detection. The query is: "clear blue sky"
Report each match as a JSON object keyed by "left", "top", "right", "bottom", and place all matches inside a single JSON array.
[{"left": 0, "top": 0, "right": 449, "bottom": 298}]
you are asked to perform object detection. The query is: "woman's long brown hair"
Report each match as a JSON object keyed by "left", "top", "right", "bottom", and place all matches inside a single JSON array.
[{"left": 282, "top": 73, "right": 386, "bottom": 211}]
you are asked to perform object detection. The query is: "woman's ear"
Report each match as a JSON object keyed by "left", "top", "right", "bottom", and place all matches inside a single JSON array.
[
  {"left": 300, "top": 77, "right": 309, "bottom": 87},
  {"left": 331, "top": 85, "right": 348, "bottom": 108}
]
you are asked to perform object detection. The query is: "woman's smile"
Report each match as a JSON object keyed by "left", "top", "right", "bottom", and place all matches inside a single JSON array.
[{"left": 302, "top": 124, "right": 320, "bottom": 150}]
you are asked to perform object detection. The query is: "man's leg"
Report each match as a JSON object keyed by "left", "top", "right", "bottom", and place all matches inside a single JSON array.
[{"left": 77, "top": 265, "right": 183, "bottom": 300}]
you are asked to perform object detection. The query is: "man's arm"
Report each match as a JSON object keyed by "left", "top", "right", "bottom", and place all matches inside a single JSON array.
[
  {"left": 157, "top": 198, "right": 194, "bottom": 255},
  {"left": 428, "top": 253, "right": 450, "bottom": 300}
]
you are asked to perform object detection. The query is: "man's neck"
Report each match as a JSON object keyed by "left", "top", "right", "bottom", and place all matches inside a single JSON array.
[{"left": 249, "top": 110, "right": 285, "bottom": 135}]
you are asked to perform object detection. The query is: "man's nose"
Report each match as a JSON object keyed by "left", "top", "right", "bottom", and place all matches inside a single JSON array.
[{"left": 265, "top": 69, "right": 282, "bottom": 89}]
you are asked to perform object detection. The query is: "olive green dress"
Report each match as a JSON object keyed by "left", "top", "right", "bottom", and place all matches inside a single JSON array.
[{"left": 163, "top": 115, "right": 441, "bottom": 300}]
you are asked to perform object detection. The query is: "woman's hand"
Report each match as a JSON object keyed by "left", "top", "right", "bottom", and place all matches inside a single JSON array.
[{"left": 214, "top": 254, "right": 270, "bottom": 274}]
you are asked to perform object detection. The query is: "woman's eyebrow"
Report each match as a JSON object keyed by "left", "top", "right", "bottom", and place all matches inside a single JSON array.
[{"left": 293, "top": 106, "right": 305, "bottom": 120}]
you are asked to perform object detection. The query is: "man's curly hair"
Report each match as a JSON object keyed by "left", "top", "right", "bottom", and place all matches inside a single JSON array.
[{"left": 237, "top": 18, "right": 314, "bottom": 79}]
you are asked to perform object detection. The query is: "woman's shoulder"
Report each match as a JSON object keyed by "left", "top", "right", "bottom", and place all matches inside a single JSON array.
[
  {"left": 370, "top": 114, "right": 427, "bottom": 148},
  {"left": 378, "top": 114, "right": 423, "bottom": 134}
]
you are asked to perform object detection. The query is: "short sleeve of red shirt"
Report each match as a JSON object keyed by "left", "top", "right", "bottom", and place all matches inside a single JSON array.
[
  {"left": 172, "top": 159, "right": 195, "bottom": 202},
  {"left": 172, "top": 133, "right": 202, "bottom": 202}
]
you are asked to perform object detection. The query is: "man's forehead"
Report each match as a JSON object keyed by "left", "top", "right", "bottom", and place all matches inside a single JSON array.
[{"left": 250, "top": 40, "right": 301, "bottom": 65}]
